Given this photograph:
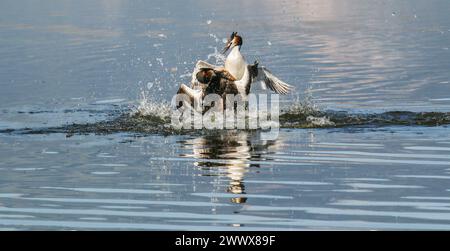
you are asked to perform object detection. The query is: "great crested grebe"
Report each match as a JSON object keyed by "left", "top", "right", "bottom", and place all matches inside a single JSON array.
[
  {"left": 222, "top": 32, "right": 293, "bottom": 95},
  {"left": 177, "top": 32, "right": 294, "bottom": 112}
]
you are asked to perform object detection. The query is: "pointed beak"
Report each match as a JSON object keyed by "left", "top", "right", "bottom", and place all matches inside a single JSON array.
[{"left": 222, "top": 41, "right": 232, "bottom": 54}]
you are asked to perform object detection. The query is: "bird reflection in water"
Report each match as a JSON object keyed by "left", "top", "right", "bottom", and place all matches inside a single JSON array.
[{"left": 180, "top": 131, "right": 281, "bottom": 204}]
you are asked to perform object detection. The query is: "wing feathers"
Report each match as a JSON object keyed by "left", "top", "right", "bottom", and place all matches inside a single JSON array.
[{"left": 257, "top": 67, "right": 293, "bottom": 95}]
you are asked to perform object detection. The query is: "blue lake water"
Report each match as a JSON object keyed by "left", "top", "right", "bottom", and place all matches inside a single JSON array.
[{"left": 0, "top": 0, "right": 450, "bottom": 230}]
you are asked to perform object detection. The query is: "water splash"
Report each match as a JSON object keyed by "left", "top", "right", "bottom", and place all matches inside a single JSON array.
[
  {"left": 131, "top": 90, "right": 171, "bottom": 119},
  {"left": 1, "top": 90, "right": 450, "bottom": 136},
  {"left": 284, "top": 92, "right": 320, "bottom": 116},
  {"left": 3, "top": 106, "right": 450, "bottom": 136},
  {"left": 206, "top": 46, "right": 226, "bottom": 66}
]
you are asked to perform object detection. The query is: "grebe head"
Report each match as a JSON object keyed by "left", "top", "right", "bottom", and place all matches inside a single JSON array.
[
  {"left": 222, "top": 31, "right": 243, "bottom": 54},
  {"left": 196, "top": 68, "right": 217, "bottom": 85}
]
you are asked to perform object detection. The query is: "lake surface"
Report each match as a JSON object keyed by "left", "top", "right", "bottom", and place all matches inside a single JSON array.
[{"left": 0, "top": 0, "right": 450, "bottom": 230}]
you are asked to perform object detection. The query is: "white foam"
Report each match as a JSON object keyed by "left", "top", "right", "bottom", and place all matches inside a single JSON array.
[{"left": 306, "top": 116, "right": 335, "bottom": 127}]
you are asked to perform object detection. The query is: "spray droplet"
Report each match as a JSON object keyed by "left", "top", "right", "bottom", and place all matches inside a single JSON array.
[
  {"left": 147, "top": 82, "right": 154, "bottom": 89},
  {"left": 267, "top": 41, "right": 272, "bottom": 46},
  {"left": 156, "top": 58, "right": 164, "bottom": 67},
  {"left": 206, "top": 20, "right": 212, "bottom": 25}
]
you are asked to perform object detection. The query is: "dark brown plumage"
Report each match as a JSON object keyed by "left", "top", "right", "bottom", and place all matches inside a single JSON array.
[
  {"left": 176, "top": 60, "right": 260, "bottom": 113},
  {"left": 195, "top": 61, "right": 258, "bottom": 111}
]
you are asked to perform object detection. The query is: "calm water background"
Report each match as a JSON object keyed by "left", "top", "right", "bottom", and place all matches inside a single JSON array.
[{"left": 1, "top": 0, "right": 450, "bottom": 230}]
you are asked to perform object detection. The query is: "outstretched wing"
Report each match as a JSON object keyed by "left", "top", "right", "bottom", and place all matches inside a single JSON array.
[
  {"left": 176, "top": 84, "right": 203, "bottom": 111},
  {"left": 256, "top": 66, "right": 293, "bottom": 95},
  {"left": 177, "top": 84, "right": 202, "bottom": 100},
  {"left": 194, "top": 60, "right": 218, "bottom": 70}
]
